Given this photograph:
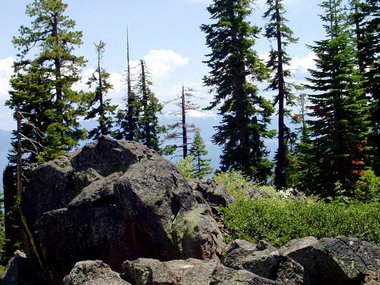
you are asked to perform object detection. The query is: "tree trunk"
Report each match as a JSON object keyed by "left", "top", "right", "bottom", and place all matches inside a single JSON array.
[
  {"left": 181, "top": 86, "right": 188, "bottom": 159},
  {"left": 274, "top": 0, "right": 287, "bottom": 189}
]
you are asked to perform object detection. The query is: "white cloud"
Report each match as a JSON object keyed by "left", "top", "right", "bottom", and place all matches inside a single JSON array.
[
  {"left": 187, "top": 109, "right": 216, "bottom": 118},
  {"left": 109, "top": 72, "right": 125, "bottom": 94},
  {"left": 143, "top": 50, "right": 189, "bottom": 80},
  {"left": 0, "top": 57, "right": 14, "bottom": 100},
  {"left": 290, "top": 53, "right": 316, "bottom": 74}
]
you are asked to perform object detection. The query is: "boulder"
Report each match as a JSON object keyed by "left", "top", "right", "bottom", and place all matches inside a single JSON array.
[
  {"left": 63, "top": 260, "right": 130, "bottom": 285},
  {"left": 22, "top": 137, "right": 225, "bottom": 284},
  {"left": 123, "top": 258, "right": 218, "bottom": 285},
  {"left": 211, "top": 265, "right": 282, "bottom": 285},
  {"left": 123, "top": 257, "right": 283, "bottom": 285},
  {"left": 191, "top": 179, "right": 235, "bottom": 208},
  {"left": 1, "top": 250, "right": 49, "bottom": 285},
  {"left": 221, "top": 239, "right": 303, "bottom": 284},
  {"left": 281, "top": 236, "right": 380, "bottom": 285},
  {"left": 363, "top": 271, "right": 380, "bottom": 285}
]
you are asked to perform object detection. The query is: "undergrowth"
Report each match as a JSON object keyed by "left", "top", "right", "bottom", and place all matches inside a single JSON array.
[
  {"left": 215, "top": 171, "right": 380, "bottom": 247},
  {"left": 222, "top": 198, "right": 380, "bottom": 247}
]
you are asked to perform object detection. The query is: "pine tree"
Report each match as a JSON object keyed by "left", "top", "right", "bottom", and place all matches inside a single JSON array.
[
  {"left": 350, "top": 0, "right": 380, "bottom": 175},
  {"left": 85, "top": 41, "right": 117, "bottom": 140},
  {"left": 189, "top": 129, "right": 213, "bottom": 180},
  {"left": 116, "top": 32, "right": 141, "bottom": 141},
  {"left": 7, "top": 0, "right": 86, "bottom": 163},
  {"left": 304, "top": 0, "right": 371, "bottom": 197},
  {"left": 263, "top": 0, "right": 298, "bottom": 189},
  {"left": 287, "top": 93, "right": 313, "bottom": 189},
  {"left": 201, "top": 0, "right": 274, "bottom": 181},
  {"left": 136, "top": 60, "right": 163, "bottom": 151}
]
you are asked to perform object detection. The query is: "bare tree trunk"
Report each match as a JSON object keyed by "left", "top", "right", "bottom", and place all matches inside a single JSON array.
[{"left": 181, "top": 86, "right": 188, "bottom": 159}]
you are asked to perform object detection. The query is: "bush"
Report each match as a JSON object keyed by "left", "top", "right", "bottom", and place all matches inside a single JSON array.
[
  {"left": 214, "top": 171, "right": 279, "bottom": 199},
  {"left": 222, "top": 198, "right": 380, "bottom": 247},
  {"left": 354, "top": 169, "right": 380, "bottom": 202},
  {"left": 177, "top": 156, "right": 195, "bottom": 181}
]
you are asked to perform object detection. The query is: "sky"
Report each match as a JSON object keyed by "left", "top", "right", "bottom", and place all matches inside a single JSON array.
[{"left": 0, "top": 0, "right": 324, "bottom": 168}]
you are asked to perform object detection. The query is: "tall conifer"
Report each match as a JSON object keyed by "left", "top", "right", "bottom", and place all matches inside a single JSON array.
[
  {"left": 304, "top": 0, "right": 370, "bottom": 197},
  {"left": 351, "top": 0, "right": 380, "bottom": 174},
  {"left": 7, "top": 0, "right": 86, "bottom": 163},
  {"left": 136, "top": 60, "right": 163, "bottom": 151},
  {"left": 116, "top": 33, "right": 141, "bottom": 141},
  {"left": 85, "top": 41, "right": 117, "bottom": 139},
  {"left": 263, "top": 0, "right": 298, "bottom": 189},
  {"left": 201, "top": 0, "right": 274, "bottom": 181}
]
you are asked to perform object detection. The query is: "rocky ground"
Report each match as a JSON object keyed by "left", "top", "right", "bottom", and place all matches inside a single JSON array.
[{"left": 1, "top": 137, "right": 379, "bottom": 285}]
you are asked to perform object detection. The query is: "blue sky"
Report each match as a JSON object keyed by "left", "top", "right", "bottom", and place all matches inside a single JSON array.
[{"left": 0, "top": 0, "right": 324, "bottom": 169}]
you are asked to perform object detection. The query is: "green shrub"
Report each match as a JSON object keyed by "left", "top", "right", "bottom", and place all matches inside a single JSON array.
[
  {"left": 214, "top": 171, "right": 253, "bottom": 199},
  {"left": 177, "top": 156, "right": 195, "bottom": 181},
  {"left": 222, "top": 198, "right": 380, "bottom": 247},
  {"left": 354, "top": 169, "right": 380, "bottom": 202},
  {"left": 214, "top": 171, "right": 279, "bottom": 199}
]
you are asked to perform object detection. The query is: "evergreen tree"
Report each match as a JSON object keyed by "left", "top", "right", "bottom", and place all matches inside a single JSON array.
[
  {"left": 304, "top": 0, "right": 371, "bottom": 197},
  {"left": 189, "top": 129, "right": 213, "bottom": 180},
  {"left": 136, "top": 60, "right": 163, "bottom": 151},
  {"left": 85, "top": 41, "right": 117, "bottom": 140},
  {"left": 201, "top": 0, "right": 274, "bottom": 181},
  {"left": 263, "top": 0, "right": 298, "bottom": 189},
  {"left": 7, "top": 0, "right": 86, "bottom": 163},
  {"left": 287, "top": 93, "right": 313, "bottom": 189},
  {"left": 350, "top": 0, "right": 380, "bottom": 174},
  {"left": 116, "top": 33, "right": 141, "bottom": 141}
]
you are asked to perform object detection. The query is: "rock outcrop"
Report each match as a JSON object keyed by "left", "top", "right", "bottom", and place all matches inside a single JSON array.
[
  {"left": 1, "top": 250, "right": 49, "bottom": 285},
  {"left": 21, "top": 137, "right": 225, "bottom": 284},
  {"left": 281, "top": 236, "right": 380, "bottom": 285},
  {"left": 2, "top": 138, "right": 379, "bottom": 285},
  {"left": 122, "top": 258, "right": 282, "bottom": 285},
  {"left": 63, "top": 260, "right": 130, "bottom": 285},
  {"left": 221, "top": 239, "right": 304, "bottom": 285}
]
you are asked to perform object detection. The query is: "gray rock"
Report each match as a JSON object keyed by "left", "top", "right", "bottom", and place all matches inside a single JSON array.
[
  {"left": 123, "top": 257, "right": 283, "bottom": 285},
  {"left": 211, "top": 265, "right": 282, "bottom": 285},
  {"left": 63, "top": 260, "right": 130, "bottom": 285},
  {"left": 22, "top": 137, "right": 225, "bottom": 284},
  {"left": 221, "top": 239, "right": 277, "bottom": 278},
  {"left": 363, "top": 271, "right": 380, "bottom": 285},
  {"left": 282, "top": 236, "right": 380, "bottom": 285},
  {"left": 191, "top": 179, "right": 235, "bottom": 207},
  {"left": 123, "top": 258, "right": 218, "bottom": 285},
  {"left": 222, "top": 239, "right": 303, "bottom": 284},
  {"left": 1, "top": 250, "right": 49, "bottom": 285}
]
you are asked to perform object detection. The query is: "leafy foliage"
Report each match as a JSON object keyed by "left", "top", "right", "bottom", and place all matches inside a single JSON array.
[
  {"left": 222, "top": 198, "right": 380, "bottom": 247},
  {"left": 177, "top": 155, "right": 195, "bottom": 181},
  {"left": 353, "top": 169, "right": 380, "bottom": 202}
]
